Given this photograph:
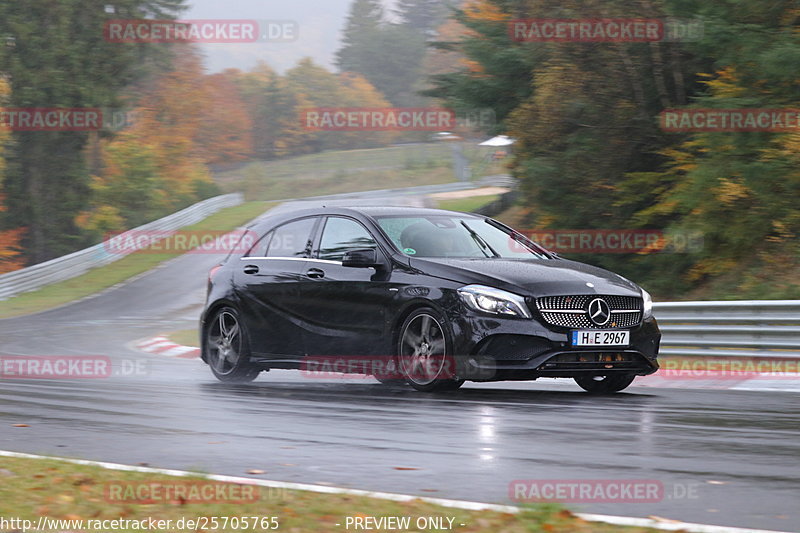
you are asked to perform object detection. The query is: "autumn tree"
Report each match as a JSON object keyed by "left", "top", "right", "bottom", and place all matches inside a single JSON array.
[
  {"left": 286, "top": 58, "right": 395, "bottom": 152},
  {"left": 0, "top": 0, "right": 186, "bottom": 263},
  {"left": 0, "top": 78, "right": 24, "bottom": 274},
  {"left": 77, "top": 48, "right": 217, "bottom": 237},
  {"left": 232, "top": 63, "right": 313, "bottom": 160},
  {"left": 196, "top": 71, "right": 254, "bottom": 166}
]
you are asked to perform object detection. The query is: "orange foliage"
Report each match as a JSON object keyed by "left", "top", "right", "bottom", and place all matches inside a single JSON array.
[
  {"left": 197, "top": 72, "right": 253, "bottom": 164},
  {"left": 107, "top": 49, "right": 214, "bottom": 201},
  {"left": 463, "top": 0, "right": 510, "bottom": 22},
  {"left": 0, "top": 195, "right": 24, "bottom": 274},
  {"left": 423, "top": 18, "right": 478, "bottom": 78},
  {"left": 0, "top": 78, "right": 25, "bottom": 273}
]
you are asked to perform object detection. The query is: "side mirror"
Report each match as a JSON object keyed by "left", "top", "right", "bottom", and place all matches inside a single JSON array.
[{"left": 342, "top": 248, "right": 381, "bottom": 268}]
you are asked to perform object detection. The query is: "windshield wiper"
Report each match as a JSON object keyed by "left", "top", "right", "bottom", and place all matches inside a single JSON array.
[
  {"left": 460, "top": 221, "right": 500, "bottom": 258},
  {"left": 484, "top": 218, "right": 551, "bottom": 259}
]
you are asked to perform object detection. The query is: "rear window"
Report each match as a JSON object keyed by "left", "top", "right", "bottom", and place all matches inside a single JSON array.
[{"left": 265, "top": 218, "right": 317, "bottom": 258}]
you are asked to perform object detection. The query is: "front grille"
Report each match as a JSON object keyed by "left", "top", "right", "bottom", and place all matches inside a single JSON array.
[
  {"left": 537, "top": 352, "right": 651, "bottom": 372},
  {"left": 533, "top": 295, "right": 642, "bottom": 329}
]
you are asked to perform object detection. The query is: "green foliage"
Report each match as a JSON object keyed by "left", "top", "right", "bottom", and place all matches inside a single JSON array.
[
  {"left": 396, "top": 0, "right": 450, "bottom": 36},
  {"left": 429, "top": 0, "right": 800, "bottom": 299},
  {"left": 336, "top": 0, "right": 446, "bottom": 106}
]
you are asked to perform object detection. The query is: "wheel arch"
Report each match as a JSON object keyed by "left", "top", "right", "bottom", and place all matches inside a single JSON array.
[
  {"left": 391, "top": 298, "right": 454, "bottom": 354},
  {"left": 200, "top": 298, "right": 241, "bottom": 363}
]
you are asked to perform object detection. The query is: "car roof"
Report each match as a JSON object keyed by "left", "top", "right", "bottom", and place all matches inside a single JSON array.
[
  {"left": 248, "top": 205, "right": 484, "bottom": 232},
  {"left": 346, "top": 206, "right": 483, "bottom": 218}
]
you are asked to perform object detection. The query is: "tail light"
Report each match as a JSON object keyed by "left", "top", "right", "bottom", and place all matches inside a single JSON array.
[{"left": 208, "top": 264, "right": 223, "bottom": 285}]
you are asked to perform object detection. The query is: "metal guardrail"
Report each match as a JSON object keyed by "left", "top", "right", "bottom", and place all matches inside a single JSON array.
[
  {"left": 0, "top": 193, "right": 243, "bottom": 301},
  {"left": 2, "top": 194, "right": 798, "bottom": 362},
  {"left": 654, "top": 300, "right": 800, "bottom": 359}
]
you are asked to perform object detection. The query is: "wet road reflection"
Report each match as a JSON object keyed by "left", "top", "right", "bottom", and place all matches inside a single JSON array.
[{"left": 2, "top": 372, "right": 798, "bottom": 531}]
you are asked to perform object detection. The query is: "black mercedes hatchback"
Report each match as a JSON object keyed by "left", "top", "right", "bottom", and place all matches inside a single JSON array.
[{"left": 201, "top": 206, "right": 660, "bottom": 393}]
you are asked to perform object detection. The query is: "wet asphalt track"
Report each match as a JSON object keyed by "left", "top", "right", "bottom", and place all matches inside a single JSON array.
[{"left": 1, "top": 188, "right": 799, "bottom": 532}]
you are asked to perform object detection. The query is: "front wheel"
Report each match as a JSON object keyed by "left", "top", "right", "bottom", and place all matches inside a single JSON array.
[
  {"left": 373, "top": 356, "right": 405, "bottom": 385},
  {"left": 398, "top": 308, "right": 464, "bottom": 392},
  {"left": 574, "top": 374, "right": 635, "bottom": 394},
  {"left": 204, "top": 307, "right": 260, "bottom": 383}
]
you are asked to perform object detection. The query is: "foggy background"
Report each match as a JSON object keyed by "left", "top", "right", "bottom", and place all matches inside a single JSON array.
[{"left": 187, "top": 0, "right": 399, "bottom": 72}]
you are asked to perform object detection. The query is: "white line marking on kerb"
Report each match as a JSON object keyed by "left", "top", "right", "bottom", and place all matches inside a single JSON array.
[{"left": 0, "top": 450, "right": 790, "bottom": 533}]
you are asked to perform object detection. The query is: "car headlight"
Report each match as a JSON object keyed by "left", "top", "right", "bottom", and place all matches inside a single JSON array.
[
  {"left": 457, "top": 285, "right": 532, "bottom": 318},
  {"left": 642, "top": 288, "right": 653, "bottom": 319}
]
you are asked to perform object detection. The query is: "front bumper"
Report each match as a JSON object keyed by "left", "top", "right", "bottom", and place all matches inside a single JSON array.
[{"left": 448, "top": 310, "right": 661, "bottom": 382}]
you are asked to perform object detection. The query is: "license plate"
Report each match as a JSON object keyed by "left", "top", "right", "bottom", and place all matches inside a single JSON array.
[{"left": 571, "top": 330, "right": 630, "bottom": 347}]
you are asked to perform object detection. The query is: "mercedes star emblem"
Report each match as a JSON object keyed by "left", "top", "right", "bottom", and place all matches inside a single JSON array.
[{"left": 587, "top": 298, "right": 611, "bottom": 326}]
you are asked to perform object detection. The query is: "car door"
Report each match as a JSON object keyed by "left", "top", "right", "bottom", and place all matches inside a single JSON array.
[
  {"left": 234, "top": 216, "right": 320, "bottom": 358},
  {"left": 293, "top": 216, "right": 395, "bottom": 358}
]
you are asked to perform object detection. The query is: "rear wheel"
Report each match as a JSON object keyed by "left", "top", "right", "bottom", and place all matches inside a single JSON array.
[
  {"left": 398, "top": 308, "right": 464, "bottom": 392},
  {"left": 574, "top": 374, "right": 635, "bottom": 394},
  {"left": 205, "top": 307, "right": 260, "bottom": 383}
]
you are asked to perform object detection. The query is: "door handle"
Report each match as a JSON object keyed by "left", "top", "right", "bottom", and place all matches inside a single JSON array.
[
  {"left": 243, "top": 265, "right": 259, "bottom": 275},
  {"left": 306, "top": 268, "right": 325, "bottom": 279}
]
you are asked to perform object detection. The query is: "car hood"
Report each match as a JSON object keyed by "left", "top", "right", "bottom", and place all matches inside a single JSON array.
[{"left": 409, "top": 257, "right": 642, "bottom": 297}]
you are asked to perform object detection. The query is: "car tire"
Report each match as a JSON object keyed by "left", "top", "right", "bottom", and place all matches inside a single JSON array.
[
  {"left": 373, "top": 356, "right": 405, "bottom": 385},
  {"left": 204, "top": 306, "right": 260, "bottom": 383},
  {"left": 374, "top": 375, "right": 405, "bottom": 385},
  {"left": 574, "top": 374, "right": 635, "bottom": 394},
  {"left": 397, "top": 308, "right": 464, "bottom": 392}
]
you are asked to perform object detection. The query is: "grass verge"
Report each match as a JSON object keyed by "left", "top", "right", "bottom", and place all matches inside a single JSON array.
[
  {"left": 0, "top": 456, "right": 655, "bottom": 533},
  {"left": 166, "top": 329, "right": 200, "bottom": 348},
  {"left": 217, "top": 144, "right": 507, "bottom": 201},
  {"left": 436, "top": 194, "right": 500, "bottom": 214},
  {"left": 0, "top": 202, "right": 274, "bottom": 320}
]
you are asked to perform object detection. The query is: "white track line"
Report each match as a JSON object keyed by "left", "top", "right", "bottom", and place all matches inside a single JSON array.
[
  {"left": 132, "top": 336, "right": 200, "bottom": 359},
  {"left": 137, "top": 337, "right": 169, "bottom": 348},
  {"left": 0, "top": 450, "right": 790, "bottom": 533}
]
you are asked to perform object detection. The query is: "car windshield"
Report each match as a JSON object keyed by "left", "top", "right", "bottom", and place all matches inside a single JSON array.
[{"left": 374, "top": 215, "right": 548, "bottom": 259}]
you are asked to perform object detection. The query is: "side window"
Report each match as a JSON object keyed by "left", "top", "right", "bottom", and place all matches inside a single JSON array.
[
  {"left": 318, "top": 217, "right": 377, "bottom": 262},
  {"left": 246, "top": 231, "right": 273, "bottom": 258},
  {"left": 265, "top": 218, "right": 317, "bottom": 258}
]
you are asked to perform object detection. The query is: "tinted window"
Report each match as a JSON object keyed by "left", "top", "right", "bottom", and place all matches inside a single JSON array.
[
  {"left": 318, "top": 217, "right": 376, "bottom": 261},
  {"left": 265, "top": 218, "right": 316, "bottom": 258}
]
